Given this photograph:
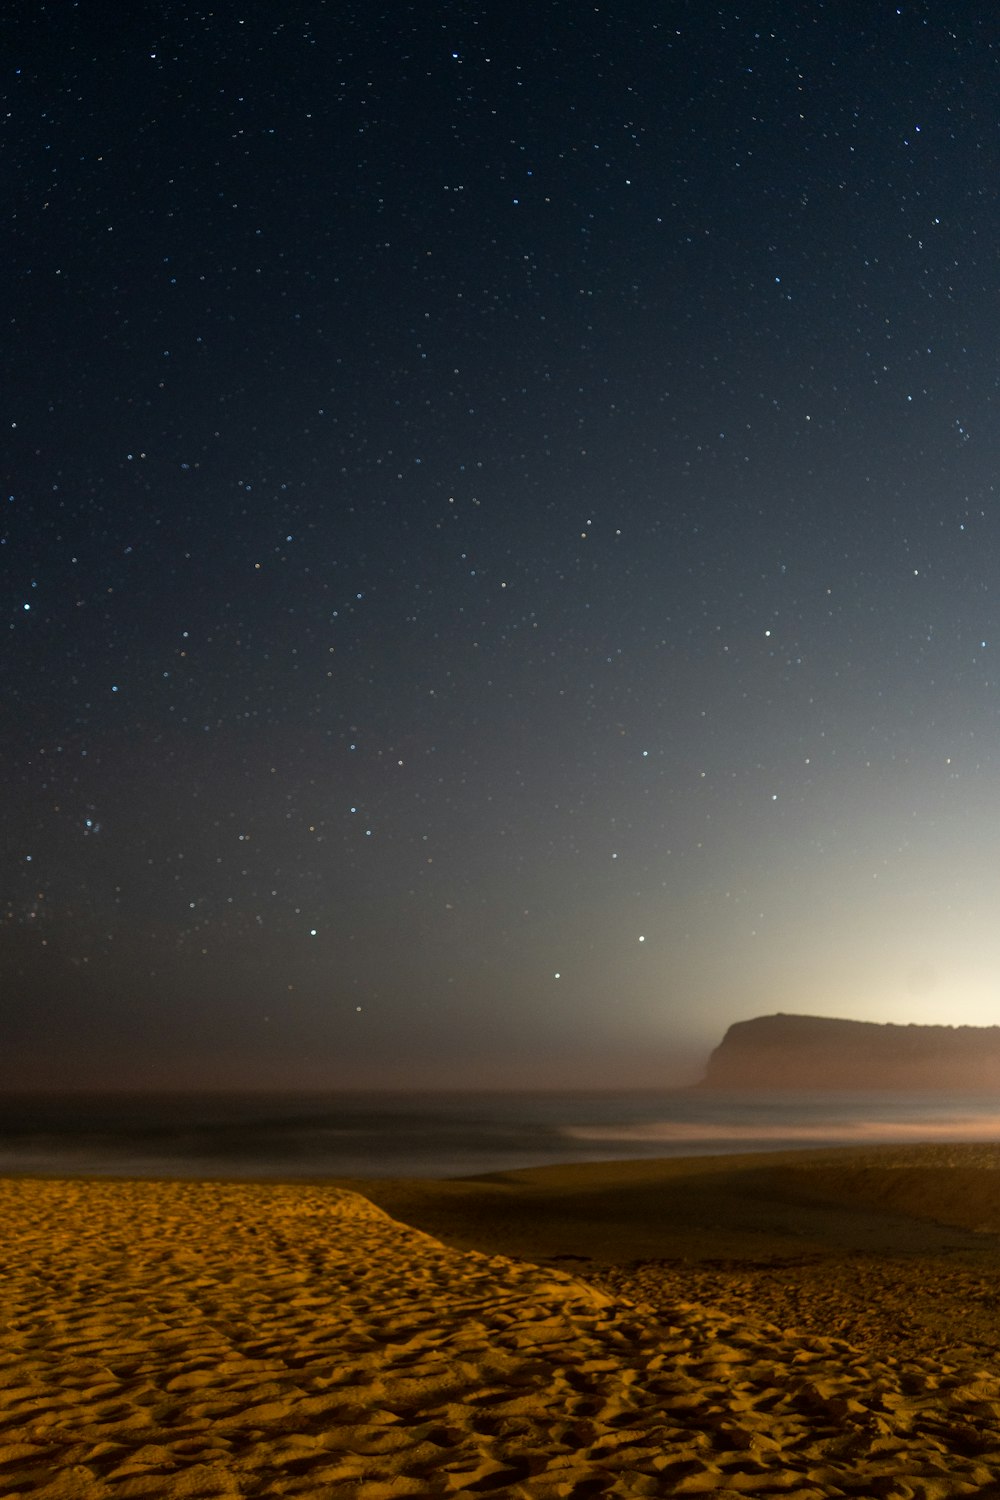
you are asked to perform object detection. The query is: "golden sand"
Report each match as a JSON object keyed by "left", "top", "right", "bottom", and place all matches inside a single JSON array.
[{"left": 1, "top": 1146, "right": 999, "bottom": 1497}]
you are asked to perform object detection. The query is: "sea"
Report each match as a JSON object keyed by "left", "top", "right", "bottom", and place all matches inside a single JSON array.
[{"left": 0, "top": 1089, "right": 999, "bottom": 1181}]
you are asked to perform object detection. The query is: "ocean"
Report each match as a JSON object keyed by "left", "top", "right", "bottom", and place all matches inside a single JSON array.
[{"left": 0, "top": 1089, "right": 998, "bottom": 1180}]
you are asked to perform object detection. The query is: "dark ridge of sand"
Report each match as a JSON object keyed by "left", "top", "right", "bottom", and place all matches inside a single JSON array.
[{"left": 351, "top": 1142, "right": 1000, "bottom": 1265}]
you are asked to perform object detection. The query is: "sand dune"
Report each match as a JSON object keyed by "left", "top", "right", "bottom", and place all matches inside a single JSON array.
[{"left": 1, "top": 1150, "right": 999, "bottom": 1496}]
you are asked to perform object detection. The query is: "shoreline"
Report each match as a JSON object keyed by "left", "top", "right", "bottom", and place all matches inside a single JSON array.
[{"left": 2, "top": 1144, "right": 1000, "bottom": 1496}]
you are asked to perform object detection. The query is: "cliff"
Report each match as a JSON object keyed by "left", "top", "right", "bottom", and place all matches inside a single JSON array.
[{"left": 701, "top": 1013, "right": 1000, "bottom": 1091}]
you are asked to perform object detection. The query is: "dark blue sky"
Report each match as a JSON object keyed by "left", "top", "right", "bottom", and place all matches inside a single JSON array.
[{"left": 5, "top": 2, "right": 1000, "bottom": 1088}]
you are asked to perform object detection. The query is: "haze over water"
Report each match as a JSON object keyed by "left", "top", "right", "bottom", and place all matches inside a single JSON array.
[{"left": 2, "top": 1090, "right": 998, "bottom": 1181}]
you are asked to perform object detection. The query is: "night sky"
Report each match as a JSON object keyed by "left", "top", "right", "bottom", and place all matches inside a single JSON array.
[{"left": 5, "top": 3, "right": 1000, "bottom": 1091}]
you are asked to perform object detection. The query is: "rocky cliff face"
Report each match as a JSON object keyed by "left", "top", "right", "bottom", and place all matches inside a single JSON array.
[{"left": 701, "top": 1013, "right": 1000, "bottom": 1090}]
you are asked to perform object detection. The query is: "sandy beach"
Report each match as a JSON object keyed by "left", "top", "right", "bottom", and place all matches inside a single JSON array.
[{"left": 2, "top": 1146, "right": 1000, "bottom": 1497}]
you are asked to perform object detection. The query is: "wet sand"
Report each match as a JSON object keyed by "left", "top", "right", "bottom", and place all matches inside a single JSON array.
[{"left": 1, "top": 1144, "right": 999, "bottom": 1496}]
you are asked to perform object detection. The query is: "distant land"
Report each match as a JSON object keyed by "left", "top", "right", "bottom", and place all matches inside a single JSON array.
[{"left": 701, "top": 1013, "right": 1000, "bottom": 1091}]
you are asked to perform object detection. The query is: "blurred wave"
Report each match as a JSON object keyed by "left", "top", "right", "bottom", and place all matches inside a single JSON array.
[{"left": 0, "top": 1089, "right": 996, "bottom": 1179}]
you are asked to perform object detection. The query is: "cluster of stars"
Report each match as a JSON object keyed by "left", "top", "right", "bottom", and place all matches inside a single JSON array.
[{"left": 4, "top": 4, "right": 1000, "bottom": 1085}]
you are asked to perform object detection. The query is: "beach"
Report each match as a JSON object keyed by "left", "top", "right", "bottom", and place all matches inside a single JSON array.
[{"left": 2, "top": 1146, "right": 1000, "bottom": 1497}]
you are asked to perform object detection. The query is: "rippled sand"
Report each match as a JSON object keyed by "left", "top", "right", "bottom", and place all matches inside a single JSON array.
[{"left": 2, "top": 1146, "right": 1000, "bottom": 1496}]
